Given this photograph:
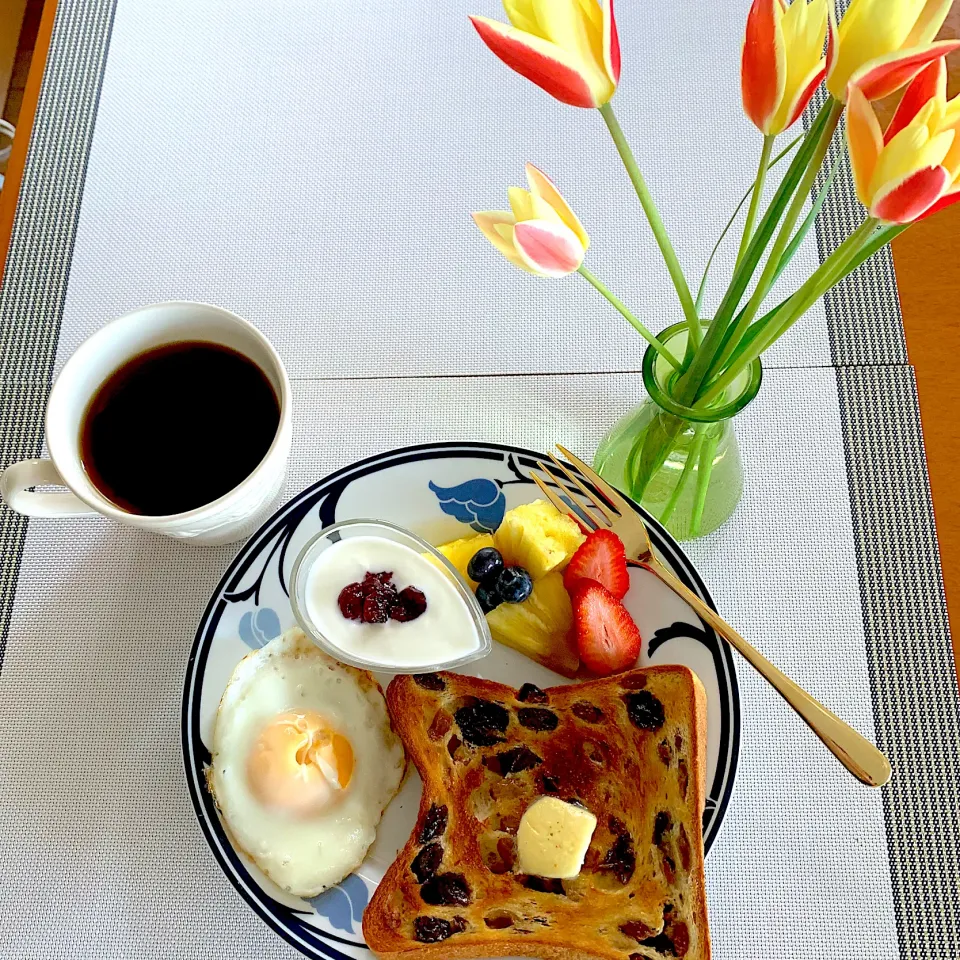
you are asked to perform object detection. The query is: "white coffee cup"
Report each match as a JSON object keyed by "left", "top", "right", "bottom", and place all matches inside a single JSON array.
[{"left": 0, "top": 302, "right": 292, "bottom": 545}]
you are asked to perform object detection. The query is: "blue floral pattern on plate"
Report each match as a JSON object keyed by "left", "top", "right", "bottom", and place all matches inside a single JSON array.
[
  {"left": 307, "top": 874, "right": 368, "bottom": 935},
  {"left": 428, "top": 478, "right": 505, "bottom": 533},
  {"left": 238, "top": 607, "right": 282, "bottom": 649}
]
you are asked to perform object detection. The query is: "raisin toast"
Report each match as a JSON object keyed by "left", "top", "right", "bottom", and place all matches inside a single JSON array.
[{"left": 363, "top": 667, "right": 710, "bottom": 960}]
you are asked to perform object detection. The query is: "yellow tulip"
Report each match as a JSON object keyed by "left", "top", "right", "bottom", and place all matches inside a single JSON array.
[
  {"left": 742, "top": 0, "right": 829, "bottom": 135},
  {"left": 826, "top": 0, "right": 960, "bottom": 101},
  {"left": 473, "top": 164, "right": 589, "bottom": 276},
  {"left": 847, "top": 58, "right": 960, "bottom": 222},
  {"left": 470, "top": 0, "right": 619, "bottom": 108}
]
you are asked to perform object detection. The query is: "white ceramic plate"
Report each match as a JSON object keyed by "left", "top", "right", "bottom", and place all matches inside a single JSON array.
[{"left": 182, "top": 442, "right": 740, "bottom": 959}]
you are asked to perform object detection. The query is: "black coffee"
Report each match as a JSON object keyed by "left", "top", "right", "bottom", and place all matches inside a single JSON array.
[{"left": 80, "top": 341, "right": 280, "bottom": 516}]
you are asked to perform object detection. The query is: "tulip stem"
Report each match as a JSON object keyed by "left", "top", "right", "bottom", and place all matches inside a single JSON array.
[
  {"left": 704, "top": 98, "right": 843, "bottom": 383},
  {"left": 698, "top": 216, "right": 879, "bottom": 405},
  {"left": 695, "top": 132, "right": 803, "bottom": 313},
  {"left": 774, "top": 216, "right": 880, "bottom": 325},
  {"left": 735, "top": 135, "right": 775, "bottom": 270},
  {"left": 577, "top": 266, "right": 682, "bottom": 370},
  {"left": 674, "top": 100, "right": 834, "bottom": 406},
  {"left": 598, "top": 102, "right": 701, "bottom": 349}
]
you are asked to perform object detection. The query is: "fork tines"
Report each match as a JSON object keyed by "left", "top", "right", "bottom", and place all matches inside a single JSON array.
[{"left": 533, "top": 452, "right": 617, "bottom": 534}]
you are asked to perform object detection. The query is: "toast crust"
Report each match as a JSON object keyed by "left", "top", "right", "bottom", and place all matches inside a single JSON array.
[{"left": 363, "top": 666, "right": 710, "bottom": 960}]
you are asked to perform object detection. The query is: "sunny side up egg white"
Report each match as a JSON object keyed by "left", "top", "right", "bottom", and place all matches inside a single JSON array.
[{"left": 208, "top": 628, "right": 406, "bottom": 897}]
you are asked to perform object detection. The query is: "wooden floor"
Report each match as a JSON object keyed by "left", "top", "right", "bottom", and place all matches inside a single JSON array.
[{"left": 0, "top": 1, "right": 957, "bottom": 673}]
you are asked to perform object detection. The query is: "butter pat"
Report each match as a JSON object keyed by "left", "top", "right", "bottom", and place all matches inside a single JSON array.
[{"left": 516, "top": 796, "right": 597, "bottom": 879}]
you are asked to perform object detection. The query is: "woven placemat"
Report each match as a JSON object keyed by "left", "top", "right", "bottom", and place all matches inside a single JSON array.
[
  {"left": 0, "top": 1, "right": 957, "bottom": 958},
  {"left": 835, "top": 366, "right": 959, "bottom": 956},
  {"left": 0, "top": 369, "right": 903, "bottom": 960},
  {"left": 0, "top": 0, "right": 115, "bottom": 666}
]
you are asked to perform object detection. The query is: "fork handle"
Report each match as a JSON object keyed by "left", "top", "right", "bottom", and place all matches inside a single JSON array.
[{"left": 641, "top": 557, "right": 892, "bottom": 787}]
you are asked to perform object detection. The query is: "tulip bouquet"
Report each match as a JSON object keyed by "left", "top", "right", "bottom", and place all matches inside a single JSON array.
[{"left": 468, "top": 0, "right": 960, "bottom": 540}]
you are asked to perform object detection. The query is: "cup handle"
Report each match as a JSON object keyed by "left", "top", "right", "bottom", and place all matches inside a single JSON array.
[{"left": 0, "top": 459, "right": 98, "bottom": 518}]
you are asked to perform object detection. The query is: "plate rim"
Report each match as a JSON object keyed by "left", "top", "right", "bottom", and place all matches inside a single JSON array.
[{"left": 181, "top": 440, "right": 740, "bottom": 958}]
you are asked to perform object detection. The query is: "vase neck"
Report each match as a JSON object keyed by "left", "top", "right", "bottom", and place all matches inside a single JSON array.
[{"left": 643, "top": 320, "right": 762, "bottom": 423}]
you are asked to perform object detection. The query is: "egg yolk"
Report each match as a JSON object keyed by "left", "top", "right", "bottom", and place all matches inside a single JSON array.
[{"left": 246, "top": 710, "right": 354, "bottom": 816}]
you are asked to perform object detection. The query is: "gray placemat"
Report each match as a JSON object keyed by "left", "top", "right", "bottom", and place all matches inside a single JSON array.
[
  {"left": 0, "top": 369, "right": 904, "bottom": 960},
  {"left": 835, "top": 366, "right": 959, "bottom": 956},
  {"left": 0, "top": 1, "right": 957, "bottom": 958},
  {"left": 0, "top": 0, "right": 116, "bottom": 666},
  {"left": 47, "top": 0, "right": 837, "bottom": 378}
]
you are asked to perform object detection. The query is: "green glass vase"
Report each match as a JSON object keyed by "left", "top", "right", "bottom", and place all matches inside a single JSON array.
[{"left": 593, "top": 321, "right": 762, "bottom": 542}]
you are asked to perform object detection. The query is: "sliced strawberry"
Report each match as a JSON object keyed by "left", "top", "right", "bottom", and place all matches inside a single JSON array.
[
  {"left": 563, "top": 529, "right": 630, "bottom": 600},
  {"left": 572, "top": 579, "right": 643, "bottom": 676}
]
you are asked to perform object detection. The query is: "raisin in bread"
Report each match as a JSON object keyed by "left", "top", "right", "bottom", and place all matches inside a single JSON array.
[{"left": 363, "top": 667, "right": 710, "bottom": 960}]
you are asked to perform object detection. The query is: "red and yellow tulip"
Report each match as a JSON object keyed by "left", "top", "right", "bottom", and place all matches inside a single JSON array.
[
  {"left": 847, "top": 58, "right": 960, "bottom": 222},
  {"left": 741, "top": 0, "right": 829, "bottom": 135},
  {"left": 469, "top": 0, "right": 620, "bottom": 108},
  {"left": 472, "top": 164, "right": 589, "bottom": 276},
  {"left": 826, "top": 0, "right": 960, "bottom": 101}
]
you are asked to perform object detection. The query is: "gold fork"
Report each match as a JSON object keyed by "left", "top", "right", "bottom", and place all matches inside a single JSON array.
[{"left": 534, "top": 444, "right": 892, "bottom": 788}]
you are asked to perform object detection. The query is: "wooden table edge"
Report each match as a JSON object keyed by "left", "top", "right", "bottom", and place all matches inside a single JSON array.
[
  {"left": 0, "top": 0, "right": 956, "bottom": 679},
  {"left": 0, "top": 0, "right": 57, "bottom": 279}
]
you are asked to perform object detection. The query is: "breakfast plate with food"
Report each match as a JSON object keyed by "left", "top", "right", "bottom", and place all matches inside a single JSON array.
[{"left": 182, "top": 442, "right": 739, "bottom": 959}]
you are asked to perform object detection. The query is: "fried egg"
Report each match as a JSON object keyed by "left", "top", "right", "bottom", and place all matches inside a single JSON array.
[{"left": 207, "top": 628, "right": 406, "bottom": 897}]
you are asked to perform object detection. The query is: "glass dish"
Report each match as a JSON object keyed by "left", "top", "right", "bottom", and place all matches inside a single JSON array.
[{"left": 290, "top": 518, "right": 492, "bottom": 673}]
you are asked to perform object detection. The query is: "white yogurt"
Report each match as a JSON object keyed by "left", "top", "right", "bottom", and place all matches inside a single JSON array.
[{"left": 302, "top": 535, "right": 482, "bottom": 669}]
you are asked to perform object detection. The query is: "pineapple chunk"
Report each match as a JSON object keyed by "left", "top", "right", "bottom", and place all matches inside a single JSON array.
[
  {"left": 486, "top": 572, "right": 578, "bottom": 678},
  {"left": 434, "top": 533, "right": 495, "bottom": 586},
  {"left": 495, "top": 500, "right": 585, "bottom": 580}
]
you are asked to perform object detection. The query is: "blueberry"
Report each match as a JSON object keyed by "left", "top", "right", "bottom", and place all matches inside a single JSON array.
[
  {"left": 467, "top": 547, "right": 504, "bottom": 585},
  {"left": 496, "top": 567, "right": 533, "bottom": 604},
  {"left": 475, "top": 582, "right": 501, "bottom": 613}
]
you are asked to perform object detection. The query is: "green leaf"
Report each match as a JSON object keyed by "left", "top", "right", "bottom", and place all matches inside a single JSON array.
[
  {"left": 668, "top": 100, "right": 842, "bottom": 410},
  {"left": 770, "top": 152, "right": 842, "bottom": 287},
  {"left": 626, "top": 411, "right": 686, "bottom": 502},
  {"left": 706, "top": 301, "right": 787, "bottom": 388},
  {"left": 706, "top": 217, "right": 888, "bottom": 397},
  {"left": 831, "top": 223, "right": 907, "bottom": 280},
  {"left": 695, "top": 133, "right": 803, "bottom": 313},
  {"left": 690, "top": 427, "right": 721, "bottom": 538},
  {"left": 682, "top": 102, "right": 835, "bottom": 398},
  {"left": 714, "top": 102, "right": 834, "bottom": 324}
]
